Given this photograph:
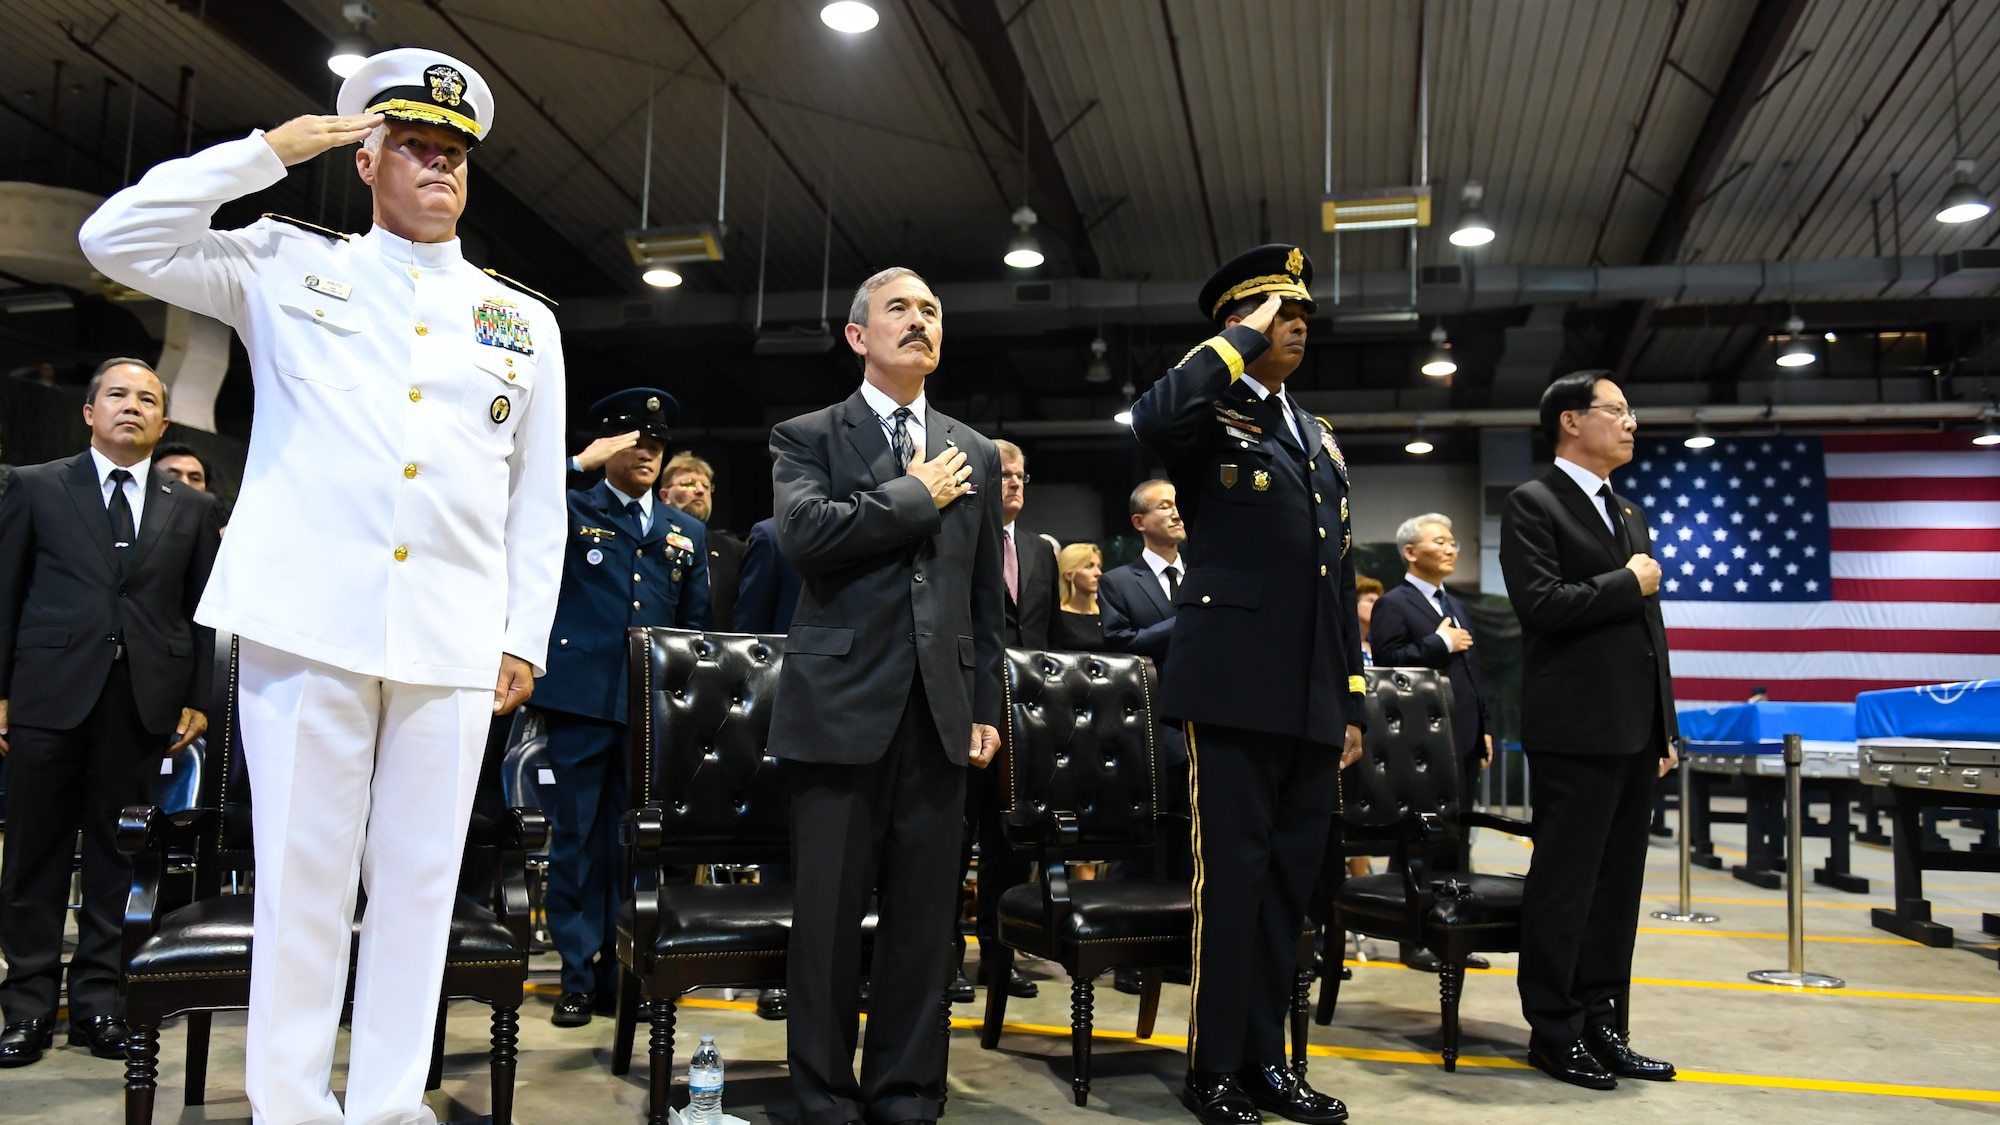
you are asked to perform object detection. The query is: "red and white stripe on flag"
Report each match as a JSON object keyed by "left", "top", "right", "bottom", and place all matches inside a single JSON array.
[{"left": 1666, "top": 433, "right": 2000, "bottom": 707}]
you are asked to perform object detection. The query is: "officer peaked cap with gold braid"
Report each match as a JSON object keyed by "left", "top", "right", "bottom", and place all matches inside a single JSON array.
[
  {"left": 1198, "top": 243, "right": 1316, "bottom": 321},
  {"left": 588, "top": 387, "right": 680, "bottom": 443},
  {"left": 336, "top": 48, "right": 494, "bottom": 146}
]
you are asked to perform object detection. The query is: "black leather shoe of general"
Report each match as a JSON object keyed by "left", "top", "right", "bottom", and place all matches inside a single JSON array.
[
  {"left": 1584, "top": 1024, "right": 1677, "bottom": 1081},
  {"left": 757, "top": 988, "right": 788, "bottom": 1020},
  {"left": 1528, "top": 1036, "right": 1618, "bottom": 1090},
  {"left": 1238, "top": 1063, "right": 1349, "bottom": 1124},
  {"left": 66, "top": 1015, "right": 130, "bottom": 1060},
  {"left": 1179, "top": 1071, "right": 1261, "bottom": 1125},
  {"left": 550, "top": 992, "right": 594, "bottom": 1027},
  {"left": 0, "top": 1019, "right": 55, "bottom": 1068},
  {"left": 947, "top": 970, "right": 976, "bottom": 1004}
]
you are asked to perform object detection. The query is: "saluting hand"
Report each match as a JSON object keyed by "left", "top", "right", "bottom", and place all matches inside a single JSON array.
[
  {"left": 575, "top": 430, "right": 641, "bottom": 473},
  {"left": 494, "top": 653, "right": 535, "bottom": 715},
  {"left": 264, "top": 113, "right": 386, "bottom": 167},
  {"left": 969, "top": 723, "right": 1000, "bottom": 769},
  {"left": 1238, "top": 293, "right": 1284, "bottom": 335},
  {"left": 907, "top": 442, "right": 972, "bottom": 510}
]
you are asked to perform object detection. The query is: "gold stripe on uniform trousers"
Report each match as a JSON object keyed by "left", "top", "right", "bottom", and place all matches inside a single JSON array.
[{"left": 1184, "top": 719, "right": 1204, "bottom": 1061}]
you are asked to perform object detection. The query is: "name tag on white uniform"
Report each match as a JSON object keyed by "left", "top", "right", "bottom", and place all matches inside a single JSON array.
[{"left": 302, "top": 274, "right": 352, "bottom": 301}]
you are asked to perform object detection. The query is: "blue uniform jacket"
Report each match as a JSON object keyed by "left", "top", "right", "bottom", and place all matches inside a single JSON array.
[
  {"left": 534, "top": 480, "right": 711, "bottom": 728},
  {"left": 1130, "top": 323, "right": 1366, "bottom": 742}
]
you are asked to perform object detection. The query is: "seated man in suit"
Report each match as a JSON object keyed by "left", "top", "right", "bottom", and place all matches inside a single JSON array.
[
  {"left": 736, "top": 517, "right": 803, "bottom": 635},
  {"left": 537, "top": 389, "right": 710, "bottom": 1027},
  {"left": 1367, "top": 512, "right": 1493, "bottom": 972}
]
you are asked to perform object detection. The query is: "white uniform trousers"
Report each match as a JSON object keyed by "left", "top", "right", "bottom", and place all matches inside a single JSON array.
[{"left": 237, "top": 638, "right": 489, "bottom": 1125}]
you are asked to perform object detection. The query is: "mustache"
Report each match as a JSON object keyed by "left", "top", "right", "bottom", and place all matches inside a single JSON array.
[{"left": 899, "top": 328, "right": 932, "bottom": 349}]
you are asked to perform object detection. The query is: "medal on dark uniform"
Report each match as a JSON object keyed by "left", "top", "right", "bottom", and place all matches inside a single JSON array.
[
  {"left": 1252, "top": 470, "right": 1271, "bottom": 491},
  {"left": 1219, "top": 463, "right": 1239, "bottom": 488}
]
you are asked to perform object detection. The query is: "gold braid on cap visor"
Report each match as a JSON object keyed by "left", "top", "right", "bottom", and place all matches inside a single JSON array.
[
  {"left": 1209, "top": 274, "right": 1313, "bottom": 317},
  {"left": 365, "top": 99, "right": 482, "bottom": 140}
]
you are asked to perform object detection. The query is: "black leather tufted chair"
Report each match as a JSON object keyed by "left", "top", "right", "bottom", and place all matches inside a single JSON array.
[
  {"left": 978, "top": 647, "right": 1220, "bottom": 1107},
  {"left": 116, "top": 635, "right": 548, "bottom": 1124},
  {"left": 1313, "top": 666, "right": 1533, "bottom": 1071},
  {"left": 499, "top": 709, "right": 556, "bottom": 947}
]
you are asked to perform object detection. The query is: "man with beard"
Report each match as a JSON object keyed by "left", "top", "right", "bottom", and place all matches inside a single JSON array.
[
  {"left": 536, "top": 389, "right": 709, "bottom": 1025},
  {"left": 661, "top": 452, "right": 745, "bottom": 630}
]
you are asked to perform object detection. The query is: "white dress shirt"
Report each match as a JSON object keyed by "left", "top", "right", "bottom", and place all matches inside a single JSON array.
[
  {"left": 1236, "top": 377, "right": 1305, "bottom": 448},
  {"left": 1141, "top": 547, "right": 1183, "bottom": 602},
  {"left": 606, "top": 480, "right": 654, "bottom": 536},
  {"left": 859, "top": 379, "right": 928, "bottom": 460},
  {"left": 1553, "top": 456, "right": 1615, "bottom": 533},
  {"left": 79, "top": 132, "right": 568, "bottom": 688},
  {"left": 89, "top": 447, "right": 151, "bottom": 535}
]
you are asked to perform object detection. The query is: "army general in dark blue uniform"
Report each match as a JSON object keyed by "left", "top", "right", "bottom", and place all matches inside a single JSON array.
[
  {"left": 537, "top": 388, "right": 711, "bottom": 1026},
  {"left": 1130, "top": 245, "right": 1364, "bottom": 1125}
]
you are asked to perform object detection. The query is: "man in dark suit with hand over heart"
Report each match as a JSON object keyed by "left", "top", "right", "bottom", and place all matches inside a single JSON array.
[
  {"left": 770, "top": 266, "right": 1005, "bottom": 1125},
  {"left": 1500, "top": 370, "right": 1679, "bottom": 1091}
]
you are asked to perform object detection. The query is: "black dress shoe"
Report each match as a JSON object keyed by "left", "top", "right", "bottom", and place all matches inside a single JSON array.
[
  {"left": 1401, "top": 948, "right": 1490, "bottom": 972},
  {"left": 1583, "top": 1024, "right": 1676, "bottom": 1081},
  {"left": 1527, "top": 1036, "right": 1617, "bottom": 1090},
  {"left": 1238, "top": 1063, "right": 1348, "bottom": 1123},
  {"left": 978, "top": 964, "right": 1039, "bottom": 998},
  {"left": 756, "top": 988, "right": 788, "bottom": 1020},
  {"left": 947, "top": 970, "right": 976, "bottom": 1004},
  {"left": 550, "top": 992, "right": 593, "bottom": 1027},
  {"left": 1111, "top": 967, "right": 1143, "bottom": 995},
  {"left": 1180, "top": 1071, "right": 1260, "bottom": 1125},
  {"left": 66, "top": 1015, "right": 130, "bottom": 1060},
  {"left": 0, "top": 1018, "right": 55, "bottom": 1068}
]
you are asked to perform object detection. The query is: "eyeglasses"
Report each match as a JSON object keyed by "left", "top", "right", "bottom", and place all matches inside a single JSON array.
[
  {"left": 1000, "top": 471, "right": 1030, "bottom": 484},
  {"left": 1585, "top": 403, "right": 1638, "bottom": 424}
]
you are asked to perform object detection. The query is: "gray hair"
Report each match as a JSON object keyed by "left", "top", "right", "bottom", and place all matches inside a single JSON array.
[
  {"left": 87, "top": 357, "right": 168, "bottom": 414},
  {"left": 1395, "top": 512, "right": 1453, "bottom": 550},
  {"left": 361, "top": 124, "right": 387, "bottom": 155},
  {"left": 1129, "top": 478, "right": 1173, "bottom": 516},
  {"left": 847, "top": 266, "right": 936, "bottom": 327},
  {"left": 993, "top": 439, "right": 1024, "bottom": 464}
]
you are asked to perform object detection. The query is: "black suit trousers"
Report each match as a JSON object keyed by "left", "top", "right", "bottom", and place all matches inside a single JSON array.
[
  {"left": 1186, "top": 721, "right": 1338, "bottom": 1073},
  {"left": 786, "top": 675, "right": 965, "bottom": 1125},
  {"left": 0, "top": 661, "right": 162, "bottom": 1022},
  {"left": 1517, "top": 732, "right": 1661, "bottom": 1045},
  {"left": 963, "top": 760, "right": 1030, "bottom": 946}
]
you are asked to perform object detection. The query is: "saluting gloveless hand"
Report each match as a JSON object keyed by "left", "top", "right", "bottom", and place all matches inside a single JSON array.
[
  {"left": 263, "top": 113, "right": 386, "bottom": 167},
  {"left": 574, "top": 430, "right": 640, "bottom": 473},
  {"left": 906, "top": 441, "right": 972, "bottom": 510}
]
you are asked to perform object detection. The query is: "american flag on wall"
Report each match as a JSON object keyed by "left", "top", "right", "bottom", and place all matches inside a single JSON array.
[{"left": 1614, "top": 433, "right": 2000, "bottom": 708}]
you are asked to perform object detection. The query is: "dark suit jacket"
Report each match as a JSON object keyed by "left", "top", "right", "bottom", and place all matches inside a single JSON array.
[
  {"left": 1370, "top": 581, "right": 1489, "bottom": 759},
  {"left": 769, "top": 389, "right": 1006, "bottom": 765},
  {"left": 706, "top": 528, "right": 746, "bottom": 631},
  {"left": 1499, "top": 466, "right": 1677, "bottom": 757},
  {"left": 1002, "top": 524, "right": 1058, "bottom": 650},
  {"left": 534, "top": 482, "right": 709, "bottom": 728},
  {"left": 1130, "top": 325, "right": 1366, "bottom": 741},
  {"left": 1099, "top": 557, "right": 1177, "bottom": 663},
  {"left": 734, "top": 517, "right": 803, "bottom": 635},
  {"left": 0, "top": 451, "right": 220, "bottom": 733}
]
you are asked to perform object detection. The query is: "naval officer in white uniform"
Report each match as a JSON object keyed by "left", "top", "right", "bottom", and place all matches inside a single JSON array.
[{"left": 79, "top": 48, "right": 564, "bottom": 1125}]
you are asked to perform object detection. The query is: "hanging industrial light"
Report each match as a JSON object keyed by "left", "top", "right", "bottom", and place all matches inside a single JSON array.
[
  {"left": 327, "top": 2, "right": 377, "bottom": 77},
  {"left": 1405, "top": 417, "right": 1434, "bottom": 455},
  {"left": 1448, "top": 180, "right": 1494, "bottom": 247},
  {"left": 1976, "top": 405, "right": 2000, "bottom": 447},
  {"left": 820, "top": 2, "right": 880, "bottom": 33},
  {"left": 1085, "top": 334, "right": 1112, "bottom": 383},
  {"left": 642, "top": 266, "right": 683, "bottom": 288},
  {"left": 1935, "top": 8, "right": 1990, "bottom": 224},
  {"left": 1004, "top": 207, "right": 1044, "bottom": 269},
  {"left": 1684, "top": 410, "right": 1716, "bottom": 450},
  {"left": 1776, "top": 315, "right": 1816, "bottom": 367},
  {"left": 1421, "top": 324, "right": 1456, "bottom": 376}
]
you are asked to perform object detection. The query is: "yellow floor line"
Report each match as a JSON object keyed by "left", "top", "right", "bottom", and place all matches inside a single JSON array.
[
  {"left": 1642, "top": 893, "right": 1996, "bottom": 915},
  {"left": 1340, "top": 960, "right": 2000, "bottom": 1004},
  {"left": 1635, "top": 927, "right": 1916, "bottom": 945}
]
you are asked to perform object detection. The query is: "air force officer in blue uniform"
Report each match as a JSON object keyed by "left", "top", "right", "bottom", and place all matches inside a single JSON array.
[
  {"left": 1131, "top": 245, "right": 1364, "bottom": 1125},
  {"left": 537, "top": 389, "right": 710, "bottom": 1025}
]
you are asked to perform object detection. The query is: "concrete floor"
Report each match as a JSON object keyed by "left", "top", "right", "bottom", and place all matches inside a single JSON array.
[{"left": 6, "top": 807, "right": 2000, "bottom": 1124}]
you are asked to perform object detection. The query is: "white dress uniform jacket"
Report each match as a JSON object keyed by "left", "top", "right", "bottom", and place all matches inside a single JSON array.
[{"left": 78, "top": 132, "right": 564, "bottom": 687}]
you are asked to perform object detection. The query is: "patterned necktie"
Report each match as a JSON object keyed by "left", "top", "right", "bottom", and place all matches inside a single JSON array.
[
  {"left": 1003, "top": 528, "right": 1019, "bottom": 603},
  {"left": 107, "top": 468, "right": 136, "bottom": 546},
  {"left": 890, "top": 407, "right": 915, "bottom": 472}
]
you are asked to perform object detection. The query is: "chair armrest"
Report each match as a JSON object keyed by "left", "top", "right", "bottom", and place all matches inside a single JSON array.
[
  {"left": 1037, "top": 810, "right": 1082, "bottom": 935},
  {"left": 619, "top": 806, "right": 667, "bottom": 852},
  {"left": 467, "top": 807, "right": 551, "bottom": 852},
  {"left": 619, "top": 808, "right": 667, "bottom": 959},
  {"left": 118, "top": 805, "right": 217, "bottom": 976},
  {"left": 1052, "top": 809, "right": 1081, "bottom": 849},
  {"left": 1460, "top": 810, "right": 1533, "bottom": 837},
  {"left": 485, "top": 808, "right": 549, "bottom": 950},
  {"left": 1412, "top": 811, "right": 1447, "bottom": 847}
]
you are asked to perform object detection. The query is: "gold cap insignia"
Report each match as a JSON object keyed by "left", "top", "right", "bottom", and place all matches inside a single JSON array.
[
  {"left": 1285, "top": 247, "right": 1304, "bottom": 277},
  {"left": 1252, "top": 469, "right": 1271, "bottom": 492},
  {"left": 426, "top": 64, "right": 466, "bottom": 107},
  {"left": 647, "top": 396, "right": 662, "bottom": 412}
]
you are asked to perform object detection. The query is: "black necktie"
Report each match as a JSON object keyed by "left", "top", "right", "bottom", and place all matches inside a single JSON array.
[
  {"left": 626, "top": 499, "right": 645, "bottom": 535},
  {"left": 890, "top": 407, "right": 915, "bottom": 472},
  {"left": 1435, "top": 588, "right": 1450, "bottom": 622},
  {"left": 1598, "top": 482, "right": 1628, "bottom": 548},
  {"left": 1165, "top": 564, "right": 1181, "bottom": 601},
  {"left": 107, "top": 468, "right": 136, "bottom": 546}
]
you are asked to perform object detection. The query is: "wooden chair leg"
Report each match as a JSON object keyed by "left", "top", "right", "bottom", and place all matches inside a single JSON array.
[
  {"left": 1314, "top": 943, "right": 1346, "bottom": 1027},
  {"left": 612, "top": 964, "right": 640, "bottom": 1076},
  {"left": 1438, "top": 959, "right": 1465, "bottom": 1072},
  {"left": 1068, "top": 975, "right": 1094, "bottom": 1107},
  {"left": 978, "top": 944, "right": 1014, "bottom": 1050},
  {"left": 647, "top": 997, "right": 677, "bottom": 1125},
  {"left": 426, "top": 999, "right": 447, "bottom": 1090},
  {"left": 490, "top": 1005, "right": 519, "bottom": 1125},
  {"left": 123, "top": 1022, "right": 160, "bottom": 1125},
  {"left": 1134, "top": 969, "right": 1161, "bottom": 1040},
  {"left": 183, "top": 1012, "right": 211, "bottom": 1106}
]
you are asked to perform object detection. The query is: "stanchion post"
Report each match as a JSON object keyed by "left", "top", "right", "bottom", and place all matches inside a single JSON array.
[
  {"left": 1748, "top": 733, "right": 1844, "bottom": 989},
  {"left": 1653, "top": 745, "right": 1718, "bottom": 924}
]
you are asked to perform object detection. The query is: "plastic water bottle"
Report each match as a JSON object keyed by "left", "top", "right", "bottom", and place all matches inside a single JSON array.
[{"left": 686, "top": 1035, "right": 724, "bottom": 1124}]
